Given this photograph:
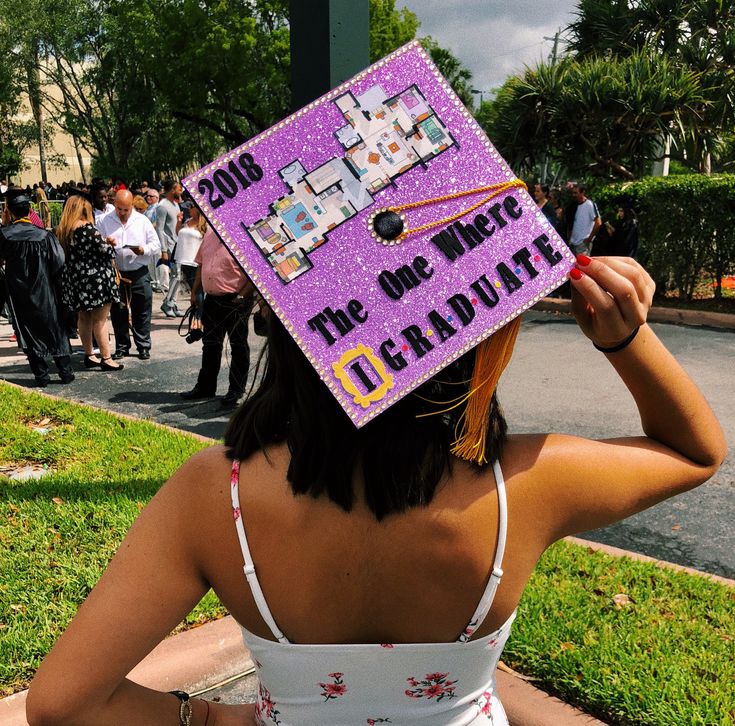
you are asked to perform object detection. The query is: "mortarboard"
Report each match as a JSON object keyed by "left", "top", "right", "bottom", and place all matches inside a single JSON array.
[
  {"left": 64, "top": 187, "right": 95, "bottom": 206},
  {"left": 183, "top": 41, "right": 574, "bottom": 462},
  {"left": 2, "top": 188, "right": 32, "bottom": 207}
]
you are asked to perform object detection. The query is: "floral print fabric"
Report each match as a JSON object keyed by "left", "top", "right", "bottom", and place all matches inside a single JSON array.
[{"left": 61, "top": 223, "right": 119, "bottom": 311}]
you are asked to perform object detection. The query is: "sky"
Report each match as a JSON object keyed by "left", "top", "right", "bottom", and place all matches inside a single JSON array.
[{"left": 398, "top": 0, "right": 580, "bottom": 98}]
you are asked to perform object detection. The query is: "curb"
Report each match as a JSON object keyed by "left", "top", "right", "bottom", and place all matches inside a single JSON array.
[
  {"left": 534, "top": 297, "right": 735, "bottom": 330},
  {"left": 567, "top": 537, "right": 735, "bottom": 588}
]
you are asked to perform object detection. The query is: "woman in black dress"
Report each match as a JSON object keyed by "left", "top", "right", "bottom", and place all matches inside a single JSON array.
[{"left": 57, "top": 192, "right": 123, "bottom": 371}]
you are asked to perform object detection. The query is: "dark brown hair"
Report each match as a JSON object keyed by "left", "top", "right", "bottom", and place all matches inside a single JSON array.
[{"left": 225, "top": 316, "right": 508, "bottom": 520}]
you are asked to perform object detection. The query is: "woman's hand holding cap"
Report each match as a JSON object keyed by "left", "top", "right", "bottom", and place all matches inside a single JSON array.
[{"left": 569, "top": 255, "right": 655, "bottom": 349}]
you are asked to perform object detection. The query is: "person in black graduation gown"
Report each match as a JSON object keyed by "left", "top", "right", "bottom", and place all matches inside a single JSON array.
[{"left": 0, "top": 188, "right": 74, "bottom": 386}]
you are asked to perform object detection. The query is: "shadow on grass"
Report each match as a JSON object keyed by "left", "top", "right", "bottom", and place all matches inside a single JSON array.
[{"left": 2, "top": 475, "right": 165, "bottom": 503}]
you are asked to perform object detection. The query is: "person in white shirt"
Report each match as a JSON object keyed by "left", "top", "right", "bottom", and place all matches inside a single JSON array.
[
  {"left": 97, "top": 190, "right": 160, "bottom": 359},
  {"left": 569, "top": 184, "right": 602, "bottom": 256},
  {"left": 155, "top": 180, "right": 182, "bottom": 305},
  {"left": 92, "top": 184, "right": 115, "bottom": 223},
  {"left": 143, "top": 188, "right": 162, "bottom": 291}
]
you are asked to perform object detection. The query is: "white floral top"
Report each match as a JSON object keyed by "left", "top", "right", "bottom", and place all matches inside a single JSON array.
[{"left": 231, "top": 458, "right": 514, "bottom": 725}]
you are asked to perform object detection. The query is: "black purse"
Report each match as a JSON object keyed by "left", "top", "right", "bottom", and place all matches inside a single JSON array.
[{"left": 252, "top": 307, "right": 268, "bottom": 337}]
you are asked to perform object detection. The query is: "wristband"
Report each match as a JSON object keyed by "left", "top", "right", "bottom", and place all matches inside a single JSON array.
[
  {"left": 168, "top": 690, "right": 193, "bottom": 726},
  {"left": 593, "top": 326, "right": 640, "bottom": 353}
]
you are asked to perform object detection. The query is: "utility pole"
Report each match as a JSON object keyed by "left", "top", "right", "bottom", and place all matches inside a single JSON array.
[
  {"left": 290, "top": 0, "right": 370, "bottom": 112},
  {"left": 543, "top": 31, "right": 560, "bottom": 66}
]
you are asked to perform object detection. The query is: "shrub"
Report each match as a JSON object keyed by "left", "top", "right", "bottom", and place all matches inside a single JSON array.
[{"left": 593, "top": 175, "right": 735, "bottom": 299}]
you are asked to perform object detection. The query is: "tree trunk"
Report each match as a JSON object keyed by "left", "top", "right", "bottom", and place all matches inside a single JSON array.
[
  {"left": 700, "top": 152, "right": 712, "bottom": 175},
  {"left": 72, "top": 134, "right": 87, "bottom": 184},
  {"left": 25, "top": 46, "right": 47, "bottom": 183}
]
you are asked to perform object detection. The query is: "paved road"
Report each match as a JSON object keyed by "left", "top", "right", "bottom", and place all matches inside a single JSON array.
[
  {"left": 499, "top": 312, "right": 735, "bottom": 579},
  {"left": 1, "top": 298, "right": 733, "bottom": 577}
]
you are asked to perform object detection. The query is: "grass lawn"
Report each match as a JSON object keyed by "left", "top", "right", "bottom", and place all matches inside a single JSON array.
[
  {"left": 0, "top": 384, "right": 222, "bottom": 697},
  {"left": 1, "top": 383, "right": 733, "bottom": 724}
]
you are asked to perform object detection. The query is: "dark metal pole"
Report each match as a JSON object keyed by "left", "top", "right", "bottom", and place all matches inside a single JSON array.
[{"left": 290, "top": 0, "right": 370, "bottom": 112}]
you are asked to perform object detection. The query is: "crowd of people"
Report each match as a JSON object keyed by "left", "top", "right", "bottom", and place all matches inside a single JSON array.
[
  {"left": 531, "top": 180, "right": 640, "bottom": 258},
  {"left": 1, "top": 175, "right": 639, "bottom": 398},
  {"left": 0, "top": 177, "right": 256, "bottom": 407}
]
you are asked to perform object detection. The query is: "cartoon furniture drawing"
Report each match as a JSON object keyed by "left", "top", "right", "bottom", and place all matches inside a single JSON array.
[{"left": 246, "top": 83, "right": 455, "bottom": 283}]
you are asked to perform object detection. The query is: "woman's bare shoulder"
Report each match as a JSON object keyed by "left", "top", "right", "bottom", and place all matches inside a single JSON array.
[{"left": 171, "top": 443, "right": 288, "bottom": 498}]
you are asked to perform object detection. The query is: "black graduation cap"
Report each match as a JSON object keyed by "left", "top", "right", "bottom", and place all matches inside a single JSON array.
[
  {"left": 64, "top": 187, "right": 94, "bottom": 206},
  {"left": 1, "top": 188, "right": 32, "bottom": 207}
]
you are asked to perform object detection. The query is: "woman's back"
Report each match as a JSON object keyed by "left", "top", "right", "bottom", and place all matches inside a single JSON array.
[
  {"left": 26, "top": 257, "right": 727, "bottom": 726},
  {"left": 195, "top": 444, "right": 523, "bottom": 724},
  {"left": 196, "top": 441, "right": 534, "bottom": 646}
]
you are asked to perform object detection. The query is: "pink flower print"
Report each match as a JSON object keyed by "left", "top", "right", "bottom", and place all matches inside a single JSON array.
[
  {"left": 423, "top": 684, "right": 445, "bottom": 698},
  {"left": 487, "top": 638, "right": 499, "bottom": 648},
  {"left": 379, "top": 643, "right": 394, "bottom": 648},
  {"left": 474, "top": 689, "right": 493, "bottom": 716},
  {"left": 322, "top": 683, "right": 347, "bottom": 697},
  {"left": 459, "top": 618, "right": 479, "bottom": 643},
  {"left": 319, "top": 672, "right": 348, "bottom": 701},
  {"left": 233, "top": 506, "right": 241, "bottom": 521},
  {"left": 405, "top": 672, "right": 458, "bottom": 702},
  {"left": 257, "top": 683, "right": 282, "bottom": 725},
  {"left": 367, "top": 720, "right": 392, "bottom": 724}
]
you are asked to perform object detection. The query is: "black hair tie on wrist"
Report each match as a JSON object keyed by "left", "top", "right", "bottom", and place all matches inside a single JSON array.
[{"left": 593, "top": 326, "right": 640, "bottom": 353}]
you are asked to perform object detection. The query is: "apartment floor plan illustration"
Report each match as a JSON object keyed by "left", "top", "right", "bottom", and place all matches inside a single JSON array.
[{"left": 245, "top": 83, "right": 456, "bottom": 283}]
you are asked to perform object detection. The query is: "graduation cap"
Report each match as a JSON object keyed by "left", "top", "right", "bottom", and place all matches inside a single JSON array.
[
  {"left": 2, "top": 188, "right": 32, "bottom": 208},
  {"left": 183, "top": 41, "right": 574, "bottom": 463},
  {"left": 64, "top": 187, "right": 94, "bottom": 206}
]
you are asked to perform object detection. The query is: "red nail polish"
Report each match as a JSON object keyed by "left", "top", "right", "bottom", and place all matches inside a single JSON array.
[
  {"left": 569, "top": 268, "right": 583, "bottom": 281},
  {"left": 576, "top": 254, "right": 592, "bottom": 266}
]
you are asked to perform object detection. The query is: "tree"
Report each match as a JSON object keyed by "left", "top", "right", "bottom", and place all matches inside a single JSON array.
[
  {"left": 369, "top": 0, "right": 419, "bottom": 62},
  {"left": 568, "top": 0, "right": 735, "bottom": 174},
  {"left": 0, "top": 0, "right": 475, "bottom": 181},
  {"left": 486, "top": 52, "right": 706, "bottom": 180}
]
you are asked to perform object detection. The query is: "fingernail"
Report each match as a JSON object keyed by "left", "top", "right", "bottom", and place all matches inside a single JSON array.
[
  {"left": 569, "top": 268, "right": 583, "bottom": 281},
  {"left": 576, "top": 254, "right": 592, "bottom": 266}
]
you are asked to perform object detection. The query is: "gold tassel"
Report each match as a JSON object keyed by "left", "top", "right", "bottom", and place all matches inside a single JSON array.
[{"left": 450, "top": 316, "right": 522, "bottom": 465}]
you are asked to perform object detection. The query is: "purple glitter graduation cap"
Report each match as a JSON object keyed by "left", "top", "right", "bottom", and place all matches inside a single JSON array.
[{"left": 183, "top": 41, "right": 573, "bottom": 427}]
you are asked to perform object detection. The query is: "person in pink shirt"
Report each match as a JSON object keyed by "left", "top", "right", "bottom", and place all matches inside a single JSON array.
[{"left": 180, "top": 226, "right": 253, "bottom": 407}]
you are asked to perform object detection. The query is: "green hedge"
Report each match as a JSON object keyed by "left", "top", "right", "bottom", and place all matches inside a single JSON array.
[{"left": 594, "top": 175, "right": 735, "bottom": 299}]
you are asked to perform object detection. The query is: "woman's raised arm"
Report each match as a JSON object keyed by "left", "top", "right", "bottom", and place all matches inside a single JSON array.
[{"left": 531, "top": 256, "right": 727, "bottom": 540}]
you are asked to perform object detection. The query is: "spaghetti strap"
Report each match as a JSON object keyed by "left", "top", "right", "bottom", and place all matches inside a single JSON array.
[
  {"left": 230, "top": 458, "right": 290, "bottom": 644},
  {"left": 457, "top": 459, "right": 509, "bottom": 642}
]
